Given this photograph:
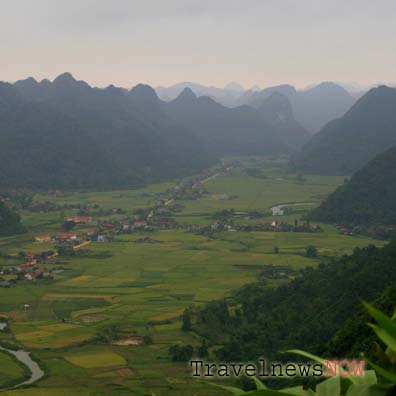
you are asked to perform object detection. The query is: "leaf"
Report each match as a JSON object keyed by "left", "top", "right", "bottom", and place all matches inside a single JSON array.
[
  {"left": 366, "top": 358, "right": 396, "bottom": 383},
  {"left": 285, "top": 350, "right": 327, "bottom": 366},
  {"left": 243, "top": 390, "right": 309, "bottom": 396},
  {"left": 345, "top": 384, "right": 393, "bottom": 396},
  {"left": 348, "top": 369, "right": 377, "bottom": 385},
  {"left": 364, "top": 303, "right": 396, "bottom": 339},
  {"left": 286, "top": 350, "right": 350, "bottom": 378},
  {"left": 368, "top": 324, "right": 396, "bottom": 353},
  {"left": 281, "top": 386, "right": 316, "bottom": 395},
  {"left": 315, "top": 377, "right": 341, "bottom": 396},
  {"left": 252, "top": 376, "right": 267, "bottom": 389},
  {"left": 208, "top": 382, "right": 245, "bottom": 395}
]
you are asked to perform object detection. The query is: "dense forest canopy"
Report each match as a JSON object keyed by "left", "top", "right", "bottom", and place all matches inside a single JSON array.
[
  {"left": 310, "top": 145, "right": 396, "bottom": 225},
  {"left": 192, "top": 242, "right": 396, "bottom": 362}
]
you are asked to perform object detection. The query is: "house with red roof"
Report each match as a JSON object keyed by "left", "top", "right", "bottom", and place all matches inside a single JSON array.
[{"left": 35, "top": 234, "right": 52, "bottom": 243}]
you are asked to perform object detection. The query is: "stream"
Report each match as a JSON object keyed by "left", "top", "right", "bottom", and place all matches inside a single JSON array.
[
  {"left": 0, "top": 323, "right": 44, "bottom": 392},
  {"left": 270, "top": 202, "right": 314, "bottom": 216}
]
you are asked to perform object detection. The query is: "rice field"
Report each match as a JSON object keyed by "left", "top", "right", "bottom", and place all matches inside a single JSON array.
[{"left": 0, "top": 158, "right": 383, "bottom": 395}]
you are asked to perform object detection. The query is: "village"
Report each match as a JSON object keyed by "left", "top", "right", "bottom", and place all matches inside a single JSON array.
[
  {"left": 0, "top": 162, "right": 331, "bottom": 288},
  {"left": 0, "top": 165, "right": 231, "bottom": 287}
]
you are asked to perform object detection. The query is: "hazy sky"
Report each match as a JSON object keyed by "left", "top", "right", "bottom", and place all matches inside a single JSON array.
[{"left": 1, "top": 0, "right": 395, "bottom": 89}]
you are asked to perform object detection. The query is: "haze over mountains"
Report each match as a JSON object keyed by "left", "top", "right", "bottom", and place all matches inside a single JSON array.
[
  {"left": 156, "top": 82, "right": 248, "bottom": 108},
  {"left": 162, "top": 88, "right": 309, "bottom": 156},
  {"left": 292, "top": 86, "right": 396, "bottom": 175},
  {"left": 157, "top": 81, "right": 356, "bottom": 133},
  {"left": 0, "top": 73, "right": 313, "bottom": 190},
  {"left": 2, "top": 72, "right": 396, "bottom": 193},
  {"left": 0, "top": 73, "right": 212, "bottom": 189}
]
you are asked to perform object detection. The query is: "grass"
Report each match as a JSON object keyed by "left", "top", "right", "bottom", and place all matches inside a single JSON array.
[
  {"left": 0, "top": 157, "right": 384, "bottom": 395},
  {"left": 0, "top": 350, "right": 29, "bottom": 389},
  {"left": 64, "top": 350, "right": 126, "bottom": 369}
]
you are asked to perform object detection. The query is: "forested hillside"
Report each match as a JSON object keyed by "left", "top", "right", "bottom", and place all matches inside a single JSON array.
[
  {"left": 311, "top": 145, "right": 396, "bottom": 225},
  {"left": 192, "top": 241, "right": 396, "bottom": 361},
  {"left": 0, "top": 73, "right": 318, "bottom": 191},
  {"left": 0, "top": 74, "right": 213, "bottom": 190},
  {"left": 291, "top": 85, "right": 396, "bottom": 174},
  {"left": 324, "top": 285, "right": 396, "bottom": 359}
]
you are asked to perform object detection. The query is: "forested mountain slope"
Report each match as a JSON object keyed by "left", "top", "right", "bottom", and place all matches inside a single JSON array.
[
  {"left": 310, "top": 145, "right": 396, "bottom": 225},
  {"left": 291, "top": 86, "right": 396, "bottom": 175},
  {"left": 0, "top": 74, "right": 213, "bottom": 189},
  {"left": 193, "top": 242, "right": 396, "bottom": 361}
]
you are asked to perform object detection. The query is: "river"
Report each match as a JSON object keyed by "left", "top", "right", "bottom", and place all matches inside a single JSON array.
[
  {"left": 0, "top": 323, "right": 44, "bottom": 392},
  {"left": 270, "top": 202, "right": 314, "bottom": 216}
]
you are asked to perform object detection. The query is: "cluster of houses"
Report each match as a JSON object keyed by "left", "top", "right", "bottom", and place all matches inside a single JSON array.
[
  {"left": 238, "top": 220, "right": 322, "bottom": 233},
  {"left": 190, "top": 219, "right": 322, "bottom": 236},
  {"left": 35, "top": 218, "right": 154, "bottom": 249},
  {"left": 336, "top": 225, "right": 354, "bottom": 236},
  {"left": 0, "top": 251, "right": 63, "bottom": 286},
  {"left": 28, "top": 164, "right": 234, "bottom": 253}
]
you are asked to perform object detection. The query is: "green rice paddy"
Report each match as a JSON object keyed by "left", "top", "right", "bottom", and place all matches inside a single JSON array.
[{"left": 0, "top": 158, "right": 383, "bottom": 395}]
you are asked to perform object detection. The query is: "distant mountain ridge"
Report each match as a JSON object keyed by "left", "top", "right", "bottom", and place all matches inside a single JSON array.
[
  {"left": 162, "top": 88, "right": 310, "bottom": 156},
  {"left": 157, "top": 81, "right": 357, "bottom": 133},
  {"left": 257, "top": 92, "right": 310, "bottom": 149},
  {"left": 292, "top": 85, "right": 396, "bottom": 175},
  {"left": 239, "top": 82, "right": 356, "bottom": 133},
  {"left": 0, "top": 73, "right": 213, "bottom": 190},
  {"left": 0, "top": 73, "right": 314, "bottom": 190},
  {"left": 156, "top": 82, "right": 243, "bottom": 107}
]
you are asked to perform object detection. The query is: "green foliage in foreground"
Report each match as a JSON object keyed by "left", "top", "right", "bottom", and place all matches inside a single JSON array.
[{"left": 211, "top": 303, "right": 396, "bottom": 396}]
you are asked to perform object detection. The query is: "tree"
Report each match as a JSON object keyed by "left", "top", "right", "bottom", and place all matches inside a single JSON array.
[
  {"left": 295, "top": 174, "right": 306, "bottom": 184},
  {"left": 197, "top": 339, "right": 209, "bottom": 358},
  {"left": 181, "top": 309, "right": 192, "bottom": 331},
  {"left": 63, "top": 220, "right": 76, "bottom": 231},
  {"left": 169, "top": 344, "right": 194, "bottom": 362},
  {"left": 57, "top": 245, "right": 75, "bottom": 257},
  {"left": 274, "top": 246, "right": 280, "bottom": 254},
  {"left": 305, "top": 245, "right": 318, "bottom": 258}
]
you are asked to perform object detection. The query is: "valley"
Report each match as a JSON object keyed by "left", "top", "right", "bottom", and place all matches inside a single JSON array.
[{"left": 0, "top": 157, "right": 383, "bottom": 396}]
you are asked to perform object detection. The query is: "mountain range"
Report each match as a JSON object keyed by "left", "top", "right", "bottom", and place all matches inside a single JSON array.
[
  {"left": 0, "top": 74, "right": 213, "bottom": 189},
  {"left": 156, "top": 81, "right": 251, "bottom": 107},
  {"left": 292, "top": 86, "right": 396, "bottom": 175},
  {"left": 157, "top": 81, "right": 356, "bottom": 133},
  {"left": 0, "top": 73, "right": 315, "bottom": 190},
  {"left": 4, "top": 73, "right": 393, "bottom": 192},
  {"left": 162, "top": 88, "right": 310, "bottom": 156}
]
